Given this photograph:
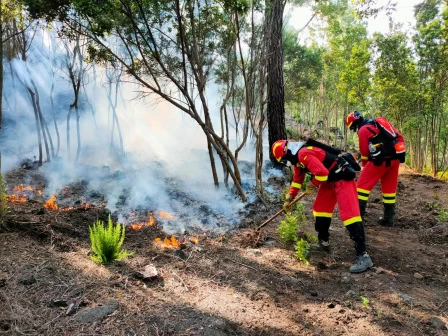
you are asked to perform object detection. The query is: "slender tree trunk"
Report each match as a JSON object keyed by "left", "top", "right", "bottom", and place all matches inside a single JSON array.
[
  {"left": 27, "top": 88, "right": 43, "bottom": 165},
  {"left": 75, "top": 107, "right": 81, "bottom": 162},
  {"left": 266, "top": 0, "right": 287, "bottom": 162},
  {"left": 67, "top": 107, "right": 72, "bottom": 159},
  {"left": 50, "top": 78, "right": 60, "bottom": 156},
  {"left": 32, "top": 79, "right": 53, "bottom": 161}
]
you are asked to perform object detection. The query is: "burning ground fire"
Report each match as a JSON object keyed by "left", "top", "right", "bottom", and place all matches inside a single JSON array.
[
  {"left": 153, "top": 235, "right": 200, "bottom": 249},
  {"left": 129, "top": 213, "right": 155, "bottom": 230},
  {"left": 128, "top": 211, "right": 175, "bottom": 231},
  {"left": 7, "top": 184, "right": 42, "bottom": 203}
]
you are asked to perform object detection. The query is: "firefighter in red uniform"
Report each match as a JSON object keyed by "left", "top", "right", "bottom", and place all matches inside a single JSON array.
[
  {"left": 345, "top": 111, "right": 406, "bottom": 227},
  {"left": 272, "top": 139, "right": 373, "bottom": 273}
]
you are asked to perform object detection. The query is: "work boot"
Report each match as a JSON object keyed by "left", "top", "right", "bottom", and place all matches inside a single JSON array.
[
  {"left": 379, "top": 203, "right": 395, "bottom": 227},
  {"left": 318, "top": 239, "right": 331, "bottom": 253},
  {"left": 349, "top": 252, "right": 373, "bottom": 273},
  {"left": 345, "top": 221, "right": 367, "bottom": 256},
  {"left": 359, "top": 199, "right": 367, "bottom": 222},
  {"left": 315, "top": 216, "right": 331, "bottom": 249}
]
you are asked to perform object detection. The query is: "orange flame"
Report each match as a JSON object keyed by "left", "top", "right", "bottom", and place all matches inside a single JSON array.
[
  {"left": 159, "top": 211, "right": 174, "bottom": 219},
  {"left": 191, "top": 236, "right": 199, "bottom": 244},
  {"left": 148, "top": 213, "right": 155, "bottom": 226},
  {"left": 155, "top": 236, "right": 180, "bottom": 249},
  {"left": 13, "top": 184, "right": 34, "bottom": 192},
  {"left": 7, "top": 185, "right": 43, "bottom": 203},
  {"left": 44, "top": 196, "right": 59, "bottom": 210},
  {"left": 6, "top": 194, "right": 27, "bottom": 203},
  {"left": 129, "top": 213, "right": 156, "bottom": 231},
  {"left": 130, "top": 223, "right": 145, "bottom": 230}
]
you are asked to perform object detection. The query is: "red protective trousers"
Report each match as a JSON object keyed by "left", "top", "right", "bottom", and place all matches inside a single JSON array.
[
  {"left": 356, "top": 160, "right": 400, "bottom": 204},
  {"left": 312, "top": 179, "right": 362, "bottom": 226}
]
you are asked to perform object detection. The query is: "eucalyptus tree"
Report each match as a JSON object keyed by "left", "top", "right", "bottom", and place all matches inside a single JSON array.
[
  {"left": 371, "top": 32, "right": 420, "bottom": 168},
  {"left": 283, "top": 28, "right": 323, "bottom": 132},
  {"left": 413, "top": 0, "right": 448, "bottom": 175},
  {"left": 25, "top": 0, "right": 251, "bottom": 200},
  {"left": 59, "top": 26, "right": 90, "bottom": 162}
]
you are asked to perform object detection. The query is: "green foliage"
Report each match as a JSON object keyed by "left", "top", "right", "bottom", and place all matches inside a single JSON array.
[
  {"left": 277, "top": 213, "right": 299, "bottom": 243},
  {"left": 437, "top": 209, "right": 448, "bottom": 223},
  {"left": 304, "top": 231, "right": 318, "bottom": 244},
  {"left": 89, "top": 216, "right": 133, "bottom": 264},
  {"left": 360, "top": 296, "right": 370, "bottom": 308},
  {"left": 0, "top": 174, "right": 7, "bottom": 218},
  {"left": 294, "top": 238, "right": 311, "bottom": 264}
]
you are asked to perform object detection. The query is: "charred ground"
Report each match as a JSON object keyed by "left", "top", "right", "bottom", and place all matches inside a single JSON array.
[{"left": 0, "top": 166, "right": 447, "bottom": 336}]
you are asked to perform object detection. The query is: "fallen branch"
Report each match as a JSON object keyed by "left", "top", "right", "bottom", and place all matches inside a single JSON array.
[{"left": 172, "top": 272, "right": 189, "bottom": 292}]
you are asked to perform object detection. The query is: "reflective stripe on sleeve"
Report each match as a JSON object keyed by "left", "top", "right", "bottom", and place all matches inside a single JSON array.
[
  {"left": 315, "top": 175, "right": 328, "bottom": 182},
  {"left": 291, "top": 182, "right": 302, "bottom": 189}
]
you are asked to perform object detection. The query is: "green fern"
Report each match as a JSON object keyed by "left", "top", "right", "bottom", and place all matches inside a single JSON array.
[
  {"left": 89, "top": 216, "right": 133, "bottom": 264},
  {"left": 295, "top": 238, "right": 310, "bottom": 264}
]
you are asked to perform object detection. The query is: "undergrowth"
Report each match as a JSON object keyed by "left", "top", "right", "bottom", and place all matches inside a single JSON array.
[
  {"left": 89, "top": 216, "right": 133, "bottom": 264},
  {"left": 277, "top": 198, "right": 317, "bottom": 264},
  {"left": 437, "top": 208, "right": 448, "bottom": 222},
  {"left": 0, "top": 174, "right": 7, "bottom": 220}
]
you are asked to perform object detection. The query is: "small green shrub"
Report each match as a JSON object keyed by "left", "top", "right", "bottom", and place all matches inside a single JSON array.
[
  {"left": 89, "top": 216, "right": 133, "bottom": 264},
  {"left": 301, "top": 174, "right": 311, "bottom": 192},
  {"left": 294, "top": 238, "right": 311, "bottom": 264},
  {"left": 280, "top": 187, "right": 290, "bottom": 203},
  {"left": 277, "top": 213, "right": 299, "bottom": 243},
  {"left": 304, "top": 231, "right": 318, "bottom": 244},
  {"left": 0, "top": 174, "right": 7, "bottom": 219},
  {"left": 437, "top": 208, "right": 448, "bottom": 222},
  {"left": 360, "top": 296, "right": 370, "bottom": 308},
  {"left": 293, "top": 202, "right": 307, "bottom": 224}
]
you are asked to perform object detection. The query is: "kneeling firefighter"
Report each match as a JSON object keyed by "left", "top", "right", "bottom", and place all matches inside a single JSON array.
[{"left": 272, "top": 139, "right": 373, "bottom": 273}]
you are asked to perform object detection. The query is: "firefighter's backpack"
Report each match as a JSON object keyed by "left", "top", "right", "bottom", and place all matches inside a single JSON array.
[{"left": 369, "top": 117, "right": 406, "bottom": 164}]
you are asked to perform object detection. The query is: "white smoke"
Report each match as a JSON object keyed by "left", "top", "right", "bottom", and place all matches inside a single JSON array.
[{"left": 2, "top": 25, "right": 275, "bottom": 233}]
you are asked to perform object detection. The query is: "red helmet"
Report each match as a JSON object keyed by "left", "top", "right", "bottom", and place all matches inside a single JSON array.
[
  {"left": 345, "top": 111, "right": 363, "bottom": 131},
  {"left": 272, "top": 140, "right": 288, "bottom": 162}
]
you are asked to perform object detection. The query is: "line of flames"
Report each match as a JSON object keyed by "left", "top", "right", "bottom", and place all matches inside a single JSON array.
[
  {"left": 7, "top": 185, "right": 43, "bottom": 203},
  {"left": 154, "top": 235, "right": 200, "bottom": 248},
  {"left": 129, "top": 213, "right": 155, "bottom": 230}
]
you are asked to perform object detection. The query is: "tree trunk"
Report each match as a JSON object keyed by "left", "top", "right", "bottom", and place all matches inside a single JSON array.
[
  {"left": 50, "top": 76, "right": 60, "bottom": 156},
  {"left": 27, "top": 88, "right": 43, "bottom": 165},
  {"left": 32, "top": 79, "right": 53, "bottom": 161},
  {"left": 266, "top": 0, "right": 287, "bottom": 162}
]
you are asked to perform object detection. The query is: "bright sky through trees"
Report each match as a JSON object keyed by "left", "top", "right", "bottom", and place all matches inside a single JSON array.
[{"left": 287, "top": 0, "right": 423, "bottom": 37}]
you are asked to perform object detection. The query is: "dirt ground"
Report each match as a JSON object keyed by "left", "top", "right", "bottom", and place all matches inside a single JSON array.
[{"left": 0, "top": 166, "right": 447, "bottom": 336}]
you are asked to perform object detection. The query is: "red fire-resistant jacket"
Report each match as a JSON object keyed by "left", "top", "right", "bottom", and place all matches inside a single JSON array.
[
  {"left": 358, "top": 121, "right": 405, "bottom": 167},
  {"left": 289, "top": 146, "right": 335, "bottom": 197}
]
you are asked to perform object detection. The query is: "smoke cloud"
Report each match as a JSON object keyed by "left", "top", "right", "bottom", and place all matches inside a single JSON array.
[{"left": 2, "top": 26, "right": 276, "bottom": 233}]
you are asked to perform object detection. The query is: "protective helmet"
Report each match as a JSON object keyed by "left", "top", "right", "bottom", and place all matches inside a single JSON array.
[
  {"left": 345, "top": 111, "right": 363, "bottom": 131},
  {"left": 272, "top": 140, "right": 288, "bottom": 162}
]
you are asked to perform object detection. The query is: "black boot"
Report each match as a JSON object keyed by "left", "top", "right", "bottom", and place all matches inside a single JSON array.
[
  {"left": 379, "top": 203, "right": 395, "bottom": 227},
  {"left": 359, "top": 199, "right": 367, "bottom": 222},
  {"left": 315, "top": 217, "right": 331, "bottom": 253},
  {"left": 345, "top": 221, "right": 373, "bottom": 273}
]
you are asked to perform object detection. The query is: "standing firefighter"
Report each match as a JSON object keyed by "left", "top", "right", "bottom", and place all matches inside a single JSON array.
[
  {"left": 345, "top": 111, "right": 406, "bottom": 227},
  {"left": 272, "top": 139, "right": 373, "bottom": 273}
]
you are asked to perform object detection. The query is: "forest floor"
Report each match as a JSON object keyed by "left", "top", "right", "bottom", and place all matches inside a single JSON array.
[{"left": 0, "top": 165, "right": 447, "bottom": 336}]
